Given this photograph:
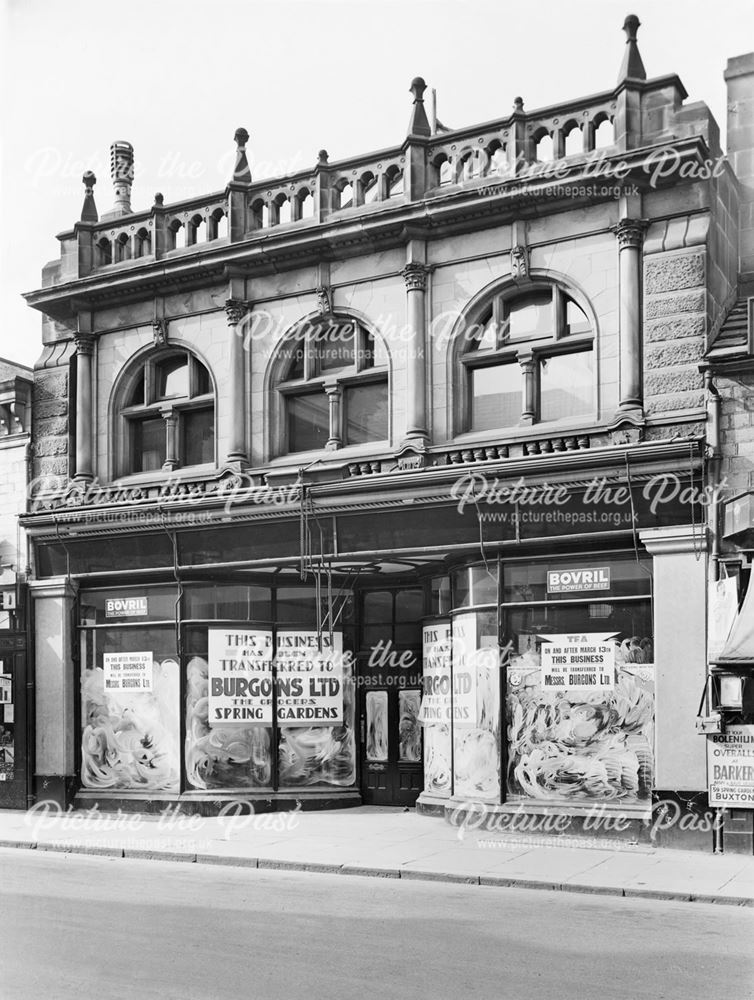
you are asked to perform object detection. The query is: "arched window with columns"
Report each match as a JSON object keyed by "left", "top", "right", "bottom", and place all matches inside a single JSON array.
[
  {"left": 113, "top": 348, "right": 215, "bottom": 476},
  {"left": 270, "top": 316, "right": 389, "bottom": 456},
  {"left": 452, "top": 280, "right": 596, "bottom": 435}
]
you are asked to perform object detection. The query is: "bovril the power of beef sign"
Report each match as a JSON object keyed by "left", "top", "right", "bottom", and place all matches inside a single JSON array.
[{"left": 207, "top": 629, "right": 343, "bottom": 726}]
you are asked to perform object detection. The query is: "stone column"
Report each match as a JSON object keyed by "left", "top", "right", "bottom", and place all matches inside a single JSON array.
[
  {"left": 30, "top": 578, "right": 78, "bottom": 808},
  {"left": 225, "top": 299, "right": 249, "bottom": 467},
  {"left": 614, "top": 218, "right": 647, "bottom": 415},
  {"left": 74, "top": 334, "right": 95, "bottom": 481},
  {"left": 161, "top": 406, "right": 178, "bottom": 471},
  {"left": 520, "top": 352, "right": 536, "bottom": 425},
  {"left": 325, "top": 384, "right": 342, "bottom": 450},
  {"left": 639, "top": 526, "right": 707, "bottom": 797},
  {"left": 401, "top": 261, "right": 429, "bottom": 445}
]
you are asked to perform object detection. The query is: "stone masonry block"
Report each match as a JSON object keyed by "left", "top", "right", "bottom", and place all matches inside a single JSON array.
[
  {"left": 645, "top": 252, "right": 705, "bottom": 295},
  {"left": 33, "top": 416, "right": 68, "bottom": 438},
  {"left": 34, "top": 457, "right": 68, "bottom": 478},
  {"left": 645, "top": 315, "right": 706, "bottom": 342},
  {"left": 645, "top": 340, "right": 704, "bottom": 369},
  {"left": 645, "top": 290, "right": 706, "bottom": 319},
  {"left": 645, "top": 368, "right": 703, "bottom": 396},
  {"left": 34, "top": 438, "right": 68, "bottom": 457},
  {"left": 645, "top": 391, "right": 705, "bottom": 415},
  {"left": 33, "top": 370, "right": 68, "bottom": 403},
  {"left": 33, "top": 399, "right": 68, "bottom": 420}
]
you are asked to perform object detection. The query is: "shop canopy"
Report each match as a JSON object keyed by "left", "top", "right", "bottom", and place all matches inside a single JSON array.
[{"left": 713, "top": 577, "right": 754, "bottom": 666}]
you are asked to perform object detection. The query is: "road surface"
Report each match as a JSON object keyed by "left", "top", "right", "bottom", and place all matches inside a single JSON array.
[{"left": 1, "top": 849, "right": 752, "bottom": 1000}]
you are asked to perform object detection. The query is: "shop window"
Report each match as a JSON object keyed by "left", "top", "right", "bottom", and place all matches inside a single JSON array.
[
  {"left": 273, "top": 318, "right": 389, "bottom": 455},
  {"left": 116, "top": 349, "right": 215, "bottom": 475},
  {"left": 457, "top": 284, "right": 595, "bottom": 434},
  {"left": 79, "top": 622, "right": 180, "bottom": 793},
  {"left": 502, "top": 554, "right": 655, "bottom": 811}
]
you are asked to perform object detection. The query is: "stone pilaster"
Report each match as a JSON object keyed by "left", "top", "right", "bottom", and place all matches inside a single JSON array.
[
  {"left": 614, "top": 218, "right": 648, "bottom": 421},
  {"left": 401, "top": 260, "right": 429, "bottom": 447},
  {"left": 73, "top": 333, "right": 95, "bottom": 481},
  {"left": 225, "top": 298, "right": 249, "bottom": 468}
]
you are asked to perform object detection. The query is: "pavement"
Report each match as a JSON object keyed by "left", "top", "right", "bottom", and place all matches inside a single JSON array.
[{"left": 1, "top": 804, "right": 753, "bottom": 906}]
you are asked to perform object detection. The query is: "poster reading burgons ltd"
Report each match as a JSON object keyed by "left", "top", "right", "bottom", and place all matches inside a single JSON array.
[
  {"left": 207, "top": 629, "right": 274, "bottom": 725},
  {"left": 275, "top": 631, "right": 344, "bottom": 726}
]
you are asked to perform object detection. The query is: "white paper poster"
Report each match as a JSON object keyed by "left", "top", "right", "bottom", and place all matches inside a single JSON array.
[
  {"left": 207, "top": 629, "right": 274, "bottom": 725},
  {"left": 419, "top": 622, "right": 452, "bottom": 725},
  {"left": 275, "top": 631, "right": 343, "bottom": 726},
  {"left": 0, "top": 675, "right": 11, "bottom": 703},
  {"left": 452, "top": 614, "right": 477, "bottom": 727},
  {"left": 539, "top": 633, "right": 616, "bottom": 690},
  {"left": 103, "top": 652, "right": 153, "bottom": 692},
  {"left": 707, "top": 726, "right": 754, "bottom": 808}
]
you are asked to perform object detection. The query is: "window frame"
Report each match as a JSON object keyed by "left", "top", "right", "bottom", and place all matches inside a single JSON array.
[
  {"left": 273, "top": 318, "right": 389, "bottom": 456},
  {"left": 116, "top": 349, "right": 216, "bottom": 477},
  {"left": 457, "top": 283, "right": 595, "bottom": 435}
]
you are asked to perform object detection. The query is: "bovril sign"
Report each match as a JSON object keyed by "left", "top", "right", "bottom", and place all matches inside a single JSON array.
[
  {"left": 547, "top": 567, "right": 610, "bottom": 594},
  {"left": 105, "top": 597, "right": 149, "bottom": 618}
]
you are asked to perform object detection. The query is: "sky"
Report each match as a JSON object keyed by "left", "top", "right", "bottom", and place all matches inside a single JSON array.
[{"left": 1, "top": 0, "right": 752, "bottom": 369}]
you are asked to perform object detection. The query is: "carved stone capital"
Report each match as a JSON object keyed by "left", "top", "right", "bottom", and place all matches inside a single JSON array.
[
  {"left": 402, "top": 262, "right": 429, "bottom": 292},
  {"left": 614, "top": 218, "right": 648, "bottom": 251},
  {"left": 74, "top": 334, "right": 95, "bottom": 356},
  {"left": 225, "top": 298, "right": 250, "bottom": 327}
]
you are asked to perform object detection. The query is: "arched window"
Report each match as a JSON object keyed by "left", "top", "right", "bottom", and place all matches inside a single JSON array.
[
  {"left": 273, "top": 318, "right": 389, "bottom": 455},
  {"left": 457, "top": 284, "right": 594, "bottom": 433},
  {"left": 117, "top": 349, "right": 215, "bottom": 475}
]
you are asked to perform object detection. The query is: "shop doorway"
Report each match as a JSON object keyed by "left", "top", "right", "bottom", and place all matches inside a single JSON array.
[
  {"left": 0, "top": 632, "right": 27, "bottom": 809},
  {"left": 358, "top": 586, "right": 424, "bottom": 806}
]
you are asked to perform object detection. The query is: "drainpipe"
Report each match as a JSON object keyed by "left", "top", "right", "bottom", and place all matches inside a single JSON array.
[{"left": 704, "top": 368, "right": 722, "bottom": 577}]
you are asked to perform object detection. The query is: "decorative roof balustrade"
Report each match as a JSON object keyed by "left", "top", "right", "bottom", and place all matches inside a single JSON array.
[{"left": 41, "top": 17, "right": 707, "bottom": 290}]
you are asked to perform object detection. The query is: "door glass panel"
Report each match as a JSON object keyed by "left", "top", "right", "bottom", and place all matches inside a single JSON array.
[
  {"left": 398, "top": 690, "right": 422, "bottom": 762},
  {"left": 366, "top": 690, "right": 389, "bottom": 761}
]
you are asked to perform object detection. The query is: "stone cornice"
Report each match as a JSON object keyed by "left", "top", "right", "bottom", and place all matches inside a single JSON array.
[{"left": 22, "top": 438, "right": 703, "bottom": 538}]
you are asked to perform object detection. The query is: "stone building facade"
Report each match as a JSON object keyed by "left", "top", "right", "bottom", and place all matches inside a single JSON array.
[
  {"left": 0, "top": 357, "right": 32, "bottom": 806},
  {"left": 20, "top": 19, "right": 754, "bottom": 850}
]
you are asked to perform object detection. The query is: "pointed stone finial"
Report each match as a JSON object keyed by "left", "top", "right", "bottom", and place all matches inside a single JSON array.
[
  {"left": 80, "top": 171, "right": 98, "bottom": 223},
  {"left": 513, "top": 96, "right": 524, "bottom": 113},
  {"left": 317, "top": 149, "right": 329, "bottom": 165},
  {"left": 618, "top": 14, "right": 647, "bottom": 83},
  {"left": 407, "top": 76, "right": 431, "bottom": 138},
  {"left": 232, "top": 127, "right": 252, "bottom": 184}
]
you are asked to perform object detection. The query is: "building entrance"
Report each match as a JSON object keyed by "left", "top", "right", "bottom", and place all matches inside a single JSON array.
[{"left": 358, "top": 586, "right": 424, "bottom": 806}]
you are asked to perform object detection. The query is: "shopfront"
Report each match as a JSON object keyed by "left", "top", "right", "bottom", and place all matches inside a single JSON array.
[
  {"left": 418, "top": 552, "right": 655, "bottom": 821},
  {"left": 25, "top": 454, "right": 709, "bottom": 832}
]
